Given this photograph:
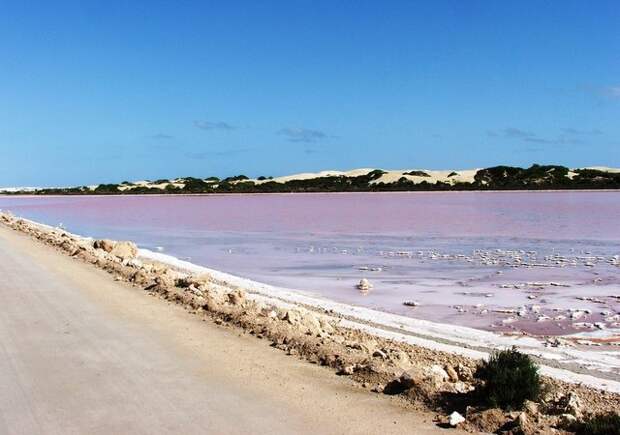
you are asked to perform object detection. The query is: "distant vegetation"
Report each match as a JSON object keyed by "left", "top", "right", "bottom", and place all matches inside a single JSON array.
[
  {"left": 403, "top": 170, "right": 430, "bottom": 177},
  {"left": 3, "top": 164, "right": 619, "bottom": 195}
]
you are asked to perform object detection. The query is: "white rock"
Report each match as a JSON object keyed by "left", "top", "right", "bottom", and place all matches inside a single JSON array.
[
  {"left": 427, "top": 364, "right": 449, "bottom": 382},
  {"left": 110, "top": 241, "right": 138, "bottom": 259},
  {"left": 448, "top": 411, "right": 465, "bottom": 426},
  {"left": 372, "top": 349, "right": 388, "bottom": 359},
  {"left": 566, "top": 392, "right": 583, "bottom": 417},
  {"left": 570, "top": 310, "right": 585, "bottom": 320},
  {"left": 357, "top": 278, "right": 372, "bottom": 291}
]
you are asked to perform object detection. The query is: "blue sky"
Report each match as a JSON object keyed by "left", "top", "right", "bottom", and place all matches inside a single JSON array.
[{"left": 1, "top": 1, "right": 618, "bottom": 186}]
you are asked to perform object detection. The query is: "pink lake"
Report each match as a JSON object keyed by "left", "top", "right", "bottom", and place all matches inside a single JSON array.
[{"left": 1, "top": 191, "right": 619, "bottom": 336}]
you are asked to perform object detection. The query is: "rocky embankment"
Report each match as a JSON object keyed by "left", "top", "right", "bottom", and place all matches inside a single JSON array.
[{"left": 1, "top": 211, "right": 619, "bottom": 434}]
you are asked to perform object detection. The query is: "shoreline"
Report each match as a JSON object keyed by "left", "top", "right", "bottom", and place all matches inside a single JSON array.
[
  {"left": 140, "top": 249, "right": 620, "bottom": 387},
  {"left": 3, "top": 188, "right": 620, "bottom": 198},
  {"left": 2, "top": 211, "right": 620, "bottom": 432}
]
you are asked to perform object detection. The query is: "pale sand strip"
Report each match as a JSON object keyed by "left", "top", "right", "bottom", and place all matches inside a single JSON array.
[{"left": 0, "top": 226, "right": 461, "bottom": 435}]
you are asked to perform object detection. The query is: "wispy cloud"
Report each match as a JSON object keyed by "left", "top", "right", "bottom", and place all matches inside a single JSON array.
[
  {"left": 602, "top": 85, "right": 620, "bottom": 99},
  {"left": 560, "top": 128, "right": 603, "bottom": 136},
  {"left": 580, "top": 84, "right": 620, "bottom": 100},
  {"left": 149, "top": 133, "right": 174, "bottom": 139},
  {"left": 185, "top": 148, "right": 254, "bottom": 159},
  {"left": 503, "top": 127, "right": 536, "bottom": 139},
  {"left": 521, "top": 136, "right": 580, "bottom": 145},
  {"left": 278, "top": 127, "right": 329, "bottom": 143},
  {"left": 194, "top": 120, "right": 236, "bottom": 131},
  {"left": 488, "top": 127, "right": 603, "bottom": 146}
]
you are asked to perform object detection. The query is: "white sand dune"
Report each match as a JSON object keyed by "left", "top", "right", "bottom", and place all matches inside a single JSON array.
[
  {"left": 0, "top": 187, "right": 39, "bottom": 193},
  {"left": 244, "top": 166, "right": 619, "bottom": 187},
  {"left": 249, "top": 168, "right": 481, "bottom": 185},
  {"left": 252, "top": 168, "right": 377, "bottom": 184},
  {"left": 369, "top": 169, "right": 479, "bottom": 185},
  {"left": 586, "top": 166, "right": 620, "bottom": 173}
]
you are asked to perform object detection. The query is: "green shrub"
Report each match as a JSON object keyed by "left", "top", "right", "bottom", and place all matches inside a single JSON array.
[
  {"left": 367, "top": 169, "right": 386, "bottom": 180},
  {"left": 183, "top": 178, "right": 211, "bottom": 193},
  {"left": 93, "top": 183, "right": 120, "bottom": 194},
  {"left": 475, "top": 347, "right": 540, "bottom": 410},
  {"left": 574, "top": 413, "right": 620, "bottom": 435},
  {"left": 222, "top": 174, "right": 249, "bottom": 183},
  {"left": 403, "top": 170, "right": 430, "bottom": 177}
]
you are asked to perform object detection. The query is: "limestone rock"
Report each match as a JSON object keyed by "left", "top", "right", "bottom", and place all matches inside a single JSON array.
[
  {"left": 372, "top": 349, "right": 387, "bottom": 359},
  {"left": 93, "top": 239, "right": 115, "bottom": 252},
  {"left": 445, "top": 364, "right": 459, "bottom": 382},
  {"left": 392, "top": 350, "right": 412, "bottom": 370},
  {"left": 110, "top": 241, "right": 138, "bottom": 259},
  {"left": 425, "top": 364, "right": 449, "bottom": 386},
  {"left": 282, "top": 309, "right": 301, "bottom": 324},
  {"left": 456, "top": 363, "right": 474, "bottom": 381},
  {"left": 338, "top": 365, "right": 356, "bottom": 375},
  {"left": 318, "top": 318, "right": 335, "bottom": 335},
  {"left": 299, "top": 313, "right": 323, "bottom": 336},
  {"left": 227, "top": 289, "right": 246, "bottom": 305},
  {"left": 383, "top": 372, "right": 416, "bottom": 395},
  {"left": 515, "top": 411, "right": 535, "bottom": 434},
  {"left": 565, "top": 392, "right": 583, "bottom": 417},
  {"left": 523, "top": 400, "right": 539, "bottom": 417},
  {"left": 131, "top": 269, "right": 151, "bottom": 285},
  {"left": 154, "top": 270, "right": 176, "bottom": 289},
  {"left": 443, "top": 381, "right": 473, "bottom": 394}
]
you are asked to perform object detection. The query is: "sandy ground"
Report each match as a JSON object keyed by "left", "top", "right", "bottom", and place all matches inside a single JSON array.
[{"left": 0, "top": 226, "right": 466, "bottom": 435}]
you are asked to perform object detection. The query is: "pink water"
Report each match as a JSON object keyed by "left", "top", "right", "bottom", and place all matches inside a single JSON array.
[{"left": 2, "top": 192, "right": 619, "bottom": 335}]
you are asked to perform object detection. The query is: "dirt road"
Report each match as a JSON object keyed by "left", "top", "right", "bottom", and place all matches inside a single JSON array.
[{"left": 0, "top": 227, "right": 460, "bottom": 434}]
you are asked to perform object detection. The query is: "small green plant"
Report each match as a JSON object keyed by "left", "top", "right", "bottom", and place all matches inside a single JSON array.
[
  {"left": 574, "top": 413, "right": 620, "bottom": 435},
  {"left": 475, "top": 347, "right": 540, "bottom": 410}
]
